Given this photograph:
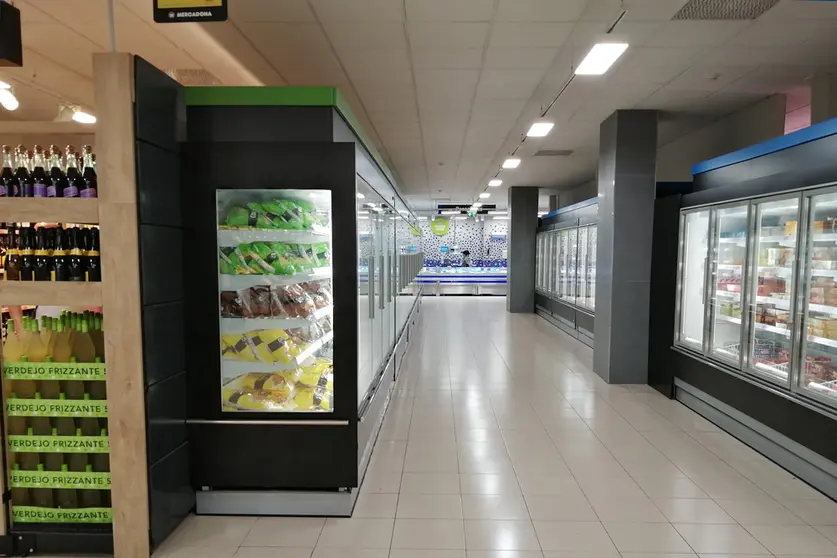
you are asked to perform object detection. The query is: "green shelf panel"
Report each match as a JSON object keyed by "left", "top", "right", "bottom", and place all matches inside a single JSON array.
[
  {"left": 12, "top": 506, "right": 112, "bottom": 524},
  {"left": 4, "top": 361, "right": 106, "bottom": 381},
  {"left": 7, "top": 398, "right": 108, "bottom": 418},
  {"left": 8, "top": 435, "right": 110, "bottom": 454},
  {"left": 10, "top": 469, "right": 111, "bottom": 490}
]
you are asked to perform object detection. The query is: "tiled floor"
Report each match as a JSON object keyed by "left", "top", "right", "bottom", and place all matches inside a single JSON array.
[{"left": 158, "top": 297, "right": 837, "bottom": 558}]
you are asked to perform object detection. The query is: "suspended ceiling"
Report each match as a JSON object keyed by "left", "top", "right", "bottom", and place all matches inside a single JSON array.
[{"left": 2, "top": 0, "right": 837, "bottom": 210}]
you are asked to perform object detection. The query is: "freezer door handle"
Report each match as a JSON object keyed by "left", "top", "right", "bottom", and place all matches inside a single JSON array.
[
  {"left": 368, "top": 256, "right": 376, "bottom": 319},
  {"left": 379, "top": 255, "right": 386, "bottom": 310}
]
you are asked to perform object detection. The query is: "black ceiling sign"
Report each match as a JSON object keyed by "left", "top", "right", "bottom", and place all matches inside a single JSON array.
[{"left": 153, "top": 0, "right": 227, "bottom": 23}]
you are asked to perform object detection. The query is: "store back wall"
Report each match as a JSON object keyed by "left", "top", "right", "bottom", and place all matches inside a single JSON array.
[{"left": 419, "top": 219, "right": 508, "bottom": 264}]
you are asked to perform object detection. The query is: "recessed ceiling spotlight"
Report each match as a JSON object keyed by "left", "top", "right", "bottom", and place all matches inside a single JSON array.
[
  {"left": 575, "top": 43, "right": 629, "bottom": 76},
  {"left": 0, "top": 81, "right": 11, "bottom": 90},
  {"left": 0, "top": 88, "right": 19, "bottom": 111},
  {"left": 502, "top": 158, "right": 521, "bottom": 169},
  {"left": 72, "top": 109, "right": 97, "bottom": 124},
  {"left": 488, "top": 179, "right": 503, "bottom": 187},
  {"left": 479, "top": 192, "right": 490, "bottom": 199},
  {"left": 356, "top": 192, "right": 365, "bottom": 199},
  {"left": 493, "top": 216, "right": 509, "bottom": 220},
  {"left": 527, "top": 121, "right": 554, "bottom": 137}
]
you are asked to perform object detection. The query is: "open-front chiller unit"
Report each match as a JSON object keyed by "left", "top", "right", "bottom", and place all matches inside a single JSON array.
[{"left": 675, "top": 189, "right": 837, "bottom": 409}]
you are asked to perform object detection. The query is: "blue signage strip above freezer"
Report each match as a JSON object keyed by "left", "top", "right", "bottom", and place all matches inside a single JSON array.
[{"left": 692, "top": 116, "right": 837, "bottom": 176}]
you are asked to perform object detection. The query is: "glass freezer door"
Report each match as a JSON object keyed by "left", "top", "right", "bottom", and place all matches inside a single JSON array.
[
  {"left": 216, "top": 189, "right": 334, "bottom": 413},
  {"left": 558, "top": 229, "right": 569, "bottom": 299},
  {"left": 677, "top": 210, "right": 710, "bottom": 351},
  {"left": 709, "top": 203, "right": 749, "bottom": 366},
  {"left": 747, "top": 196, "right": 800, "bottom": 385},
  {"left": 567, "top": 227, "right": 578, "bottom": 305},
  {"left": 798, "top": 191, "right": 837, "bottom": 406},
  {"left": 578, "top": 226, "right": 590, "bottom": 308},
  {"left": 588, "top": 225, "right": 597, "bottom": 310}
]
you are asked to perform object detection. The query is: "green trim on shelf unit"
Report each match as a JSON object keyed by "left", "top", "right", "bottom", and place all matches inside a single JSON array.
[
  {"left": 184, "top": 86, "right": 400, "bottom": 198},
  {"left": 183, "top": 86, "right": 337, "bottom": 107}
]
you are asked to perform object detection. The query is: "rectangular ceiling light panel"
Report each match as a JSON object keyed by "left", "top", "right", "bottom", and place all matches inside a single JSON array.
[{"left": 575, "top": 43, "right": 629, "bottom": 76}]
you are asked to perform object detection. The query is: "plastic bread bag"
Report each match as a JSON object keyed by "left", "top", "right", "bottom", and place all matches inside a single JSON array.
[
  {"left": 220, "top": 289, "right": 253, "bottom": 318},
  {"left": 267, "top": 242, "right": 303, "bottom": 275},
  {"left": 249, "top": 286, "right": 272, "bottom": 318},
  {"left": 239, "top": 243, "right": 276, "bottom": 275},
  {"left": 299, "top": 280, "right": 332, "bottom": 309},
  {"left": 246, "top": 329, "right": 299, "bottom": 364},
  {"left": 269, "top": 286, "right": 292, "bottom": 318},
  {"left": 292, "top": 384, "right": 332, "bottom": 412},
  {"left": 260, "top": 200, "right": 307, "bottom": 230},
  {"left": 292, "top": 359, "right": 333, "bottom": 389},
  {"left": 222, "top": 388, "right": 295, "bottom": 411},
  {"left": 221, "top": 333, "right": 257, "bottom": 362},
  {"left": 313, "top": 242, "right": 331, "bottom": 266},
  {"left": 235, "top": 373, "right": 293, "bottom": 394},
  {"left": 288, "top": 321, "right": 325, "bottom": 345},
  {"left": 219, "top": 247, "right": 252, "bottom": 275},
  {"left": 279, "top": 284, "right": 317, "bottom": 318}
]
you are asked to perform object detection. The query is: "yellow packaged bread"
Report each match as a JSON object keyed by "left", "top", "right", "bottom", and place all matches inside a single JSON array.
[
  {"left": 285, "top": 359, "right": 333, "bottom": 388},
  {"left": 236, "top": 372, "right": 292, "bottom": 393},
  {"left": 221, "top": 333, "right": 257, "bottom": 361},
  {"left": 292, "top": 385, "right": 331, "bottom": 412},
  {"left": 222, "top": 388, "right": 294, "bottom": 411},
  {"left": 247, "top": 329, "right": 298, "bottom": 364}
]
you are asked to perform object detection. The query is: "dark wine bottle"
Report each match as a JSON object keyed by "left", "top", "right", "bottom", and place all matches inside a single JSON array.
[
  {"left": 19, "top": 225, "right": 35, "bottom": 281},
  {"left": 47, "top": 145, "right": 66, "bottom": 198},
  {"left": 0, "top": 145, "right": 16, "bottom": 197},
  {"left": 63, "top": 147, "right": 82, "bottom": 198},
  {"left": 53, "top": 225, "right": 69, "bottom": 281},
  {"left": 31, "top": 145, "right": 48, "bottom": 198},
  {"left": 5, "top": 225, "right": 21, "bottom": 280},
  {"left": 14, "top": 146, "right": 32, "bottom": 198},
  {"left": 80, "top": 145, "right": 97, "bottom": 198},
  {"left": 86, "top": 227, "right": 101, "bottom": 282},
  {"left": 33, "top": 226, "right": 51, "bottom": 281},
  {"left": 67, "top": 227, "right": 85, "bottom": 281}
]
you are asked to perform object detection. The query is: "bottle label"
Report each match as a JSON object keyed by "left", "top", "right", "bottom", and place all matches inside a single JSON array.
[
  {"left": 7, "top": 397, "right": 108, "bottom": 417},
  {"left": 10, "top": 469, "right": 111, "bottom": 490},
  {"left": 80, "top": 188, "right": 97, "bottom": 199},
  {"left": 7, "top": 434, "right": 110, "bottom": 453},
  {"left": 52, "top": 250, "right": 67, "bottom": 256},
  {"left": 34, "top": 250, "right": 49, "bottom": 256},
  {"left": 3, "top": 360, "right": 106, "bottom": 381},
  {"left": 50, "top": 270, "right": 55, "bottom": 281},
  {"left": 46, "top": 185, "right": 57, "bottom": 197},
  {"left": 87, "top": 250, "right": 100, "bottom": 256},
  {"left": 23, "top": 184, "right": 33, "bottom": 197},
  {"left": 0, "top": 184, "right": 6, "bottom": 197},
  {"left": 12, "top": 506, "right": 112, "bottom": 524},
  {"left": 33, "top": 184, "right": 47, "bottom": 198},
  {"left": 20, "top": 249, "right": 33, "bottom": 256},
  {"left": 63, "top": 185, "right": 79, "bottom": 198}
]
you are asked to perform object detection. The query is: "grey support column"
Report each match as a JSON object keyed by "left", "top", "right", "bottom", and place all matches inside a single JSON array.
[
  {"left": 548, "top": 194, "right": 558, "bottom": 212},
  {"left": 594, "top": 110, "right": 658, "bottom": 384},
  {"left": 507, "top": 186, "right": 539, "bottom": 313},
  {"left": 812, "top": 73, "right": 837, "bottom": 124}
]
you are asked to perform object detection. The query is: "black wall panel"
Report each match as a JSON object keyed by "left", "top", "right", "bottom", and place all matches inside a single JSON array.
[
  {"left": 187, "top": 106, "right": 334, "bottom": 143},
  {"left": 134, "top": 55, "right": 193, "bottom": 550}
]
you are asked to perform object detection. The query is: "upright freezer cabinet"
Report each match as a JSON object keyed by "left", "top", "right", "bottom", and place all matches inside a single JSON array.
[
  {"left": 182, "top": 88, "right": 422, "bottom": 516},
  {"left": 674, "top": 190, "right": 837, "bottom": 410}
]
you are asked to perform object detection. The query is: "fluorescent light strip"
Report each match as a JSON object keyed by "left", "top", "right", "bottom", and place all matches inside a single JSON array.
[
  {"left": 575, "top": 43, "right": 628, "bottom": 76},
  {"left": 527, "top": 122, "right": 554, "bottom": 137}
]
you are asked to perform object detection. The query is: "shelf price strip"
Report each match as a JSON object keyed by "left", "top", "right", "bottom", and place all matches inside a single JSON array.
[{"left": 12, "top": 506, "right": 112, "bottom": 524}]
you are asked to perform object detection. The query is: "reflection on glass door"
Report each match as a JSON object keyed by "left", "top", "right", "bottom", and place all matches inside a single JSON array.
[
  {"left": 710, "top": 204, "right": 749, "bottom": 365},
  {"left": 357, "top": 184, "right": 373, "bottom": 405},
  {"left": 558, "top": 230, "right": 569, "bottom": 299},
  {"left": 748, "top": 196, "right": 799, "bottom": 384},
  {"left": 799, "top": 191, "right": 837, "bottom": 405},
  {"left": 677, "top": 210, "right": 709, "bottom": 350},
  {"left": 536, "top": 235, "right": 543, "bottom": 291},
  {"left": 577, "top": 227, "right": 590, "bottom": 308},
  {"left": 567, "top": 228, "right": 578, "bottom": 305},
  {"left": 588, "top": 226, "right": 597, "bottom": 310},
  {"left": 216, "top": 189, "right": 334, "bottom": 413}
]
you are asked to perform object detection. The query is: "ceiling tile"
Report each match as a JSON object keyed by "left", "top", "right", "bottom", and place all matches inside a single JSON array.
[
  {"left": 406, "top": 0, "right": 495, "bottom": 21},
  {"left": 340, "top": 50, "right": 411, "bottom": 76},
  {"left": 484, "top": 47, "right": 558, "bottom": 69},
  {"left": 476, "top": 69, "right": 546, "bottom": 99},
  {"left": 412, "top": 48, "right": 484, "bottom": 69},
  {"left": 309, "top": 0, "right": 403, "bottom": 21},
  {"left": 727, "top": 20, "right": 837, "bottom": 47},
  {"left": 606, "top": 59, "right": 687, "bottom": 86},
  {"left": 408, "top": 22, "right": 490, "bottom": 49},
  {"left": 620, "top": 0, "right": 690, "bottom": 21},
  {"left": 23, "top": 23, "right": 101, "bottom": 77},
  {"left": 626, "top": 47, "right": 705, "bottom": 67},
  {"left": 497, "top": 0, "right": 587, "bottom": 21},
  {"left": 490, "top": 22, "right": 574, "bottom": 47},
  {"left": 665, "top": 65, "right": 754, "bottom": 92},
  {"left": 634, "top": 87, "right": 711, "bottom": 111},
  {"left": 322, "top": 22, "right": 407, "bottom": 50},
  {"left": 470, "top": 98, "right": 528, "bottom": 122},
  {"left": 229, "top": 0, "right": 315, "bottom": 22},
  {"left": 359, "top": 88, "right": 418, "bottom": 112},
  {"left": 15, "top": 1, "right": 51, "bottom": 23},
  {"left": 759, "top": 0, "right": 837, "bottom": 21},
  {"left": 645, "top": 21, "right": 750, "bottom": 47},
  {"left": 415, "top": 69, "right": 480, "bottom": 103},
  {"left": 696, "top": 46, "right": 798, "bottom": 66}
]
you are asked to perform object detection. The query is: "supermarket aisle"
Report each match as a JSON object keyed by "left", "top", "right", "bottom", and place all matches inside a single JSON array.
[{"left": 158, "top": 297, "right": 837, "bottom": 558}]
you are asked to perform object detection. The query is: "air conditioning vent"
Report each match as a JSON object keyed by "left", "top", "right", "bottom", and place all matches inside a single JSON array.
[
  {"left": 535, "top": 149, "right": 574, "bottom": 157},
  {"left": 672, "top": 0, "right": 779, "bottom": 20},
  {"left": 164, "top": 68, "right": 223, "bottom": 86}
]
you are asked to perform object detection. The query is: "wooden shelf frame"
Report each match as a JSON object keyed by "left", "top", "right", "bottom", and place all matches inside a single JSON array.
[
  {"left": 0, "top": 281, "right": 102, "bottom": 306},
  {"left": 0, "top": 198, "right": 99, "bottom": 224}
]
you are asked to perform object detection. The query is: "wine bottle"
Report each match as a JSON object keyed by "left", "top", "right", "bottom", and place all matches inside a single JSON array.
[
  {"left": 65, "top": 357, "right": 86, "bottom": 399},
  {"left": 53, "top": 225, "right": 69, "bottom": 281},
  {"left": 14, "top": 146, "right": 32, "bottom": 198},
  {"left": 43, "top": 428, "right": 63, "bottom": 473},
  {"left": 10, "top": 464, "right": 30, "bottom": 507},
  {"left": 31, "top": 145, "right": 48, "bottom": 198},
  {"left": 79, "top": 464, "right": 101, "bottom": 508},
  {"left": 80, "top": 146, "right": 97, "bottom": 198},
  {"left": 31, "top": 465, "right": 55, "bottom": 508},
  {"left": 5, "top": 225, "right": 21, "bottom": 280},
  {"left": 67, "top": 227, "right": 85, "bottom": 281},
  {"left": 19, "top": 225, "right": 35, "bottom": 281},
  {"left": 47, "top": 145, "right": 66, "bottom": 198},
  {"left": 33, "top": 227, "right": 51, "bottom": 281},
  {"left": 18, "top": 428, "right": 40, "bottom": 472},
  {"left": 56, "top": 464, "right": 78, "bottom": 509},
  {"left": 86, "top": 228, "right": 101, "bottom": 282},
  {"left": 0, "top": 145, "right": 16, "bottom": 197},
  {"left": 67, "top": 427, "right": 87, "bottom": 474},
  {"left": 63, "top": 147, "right": 82, "bottom": 198}
]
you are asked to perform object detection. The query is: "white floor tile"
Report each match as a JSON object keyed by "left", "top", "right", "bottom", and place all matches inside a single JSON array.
[
  {"left": 532, "top": 521, "right": 618, "bottom": 553},
  {"left": 166, "top": 516, "right": 257, "bottom": 549},
  {"left": 317, "top": 518, "right": 394, "bottom": 549},
  {"left": 745, "top": 525, "right": 837, "bottom": 556},
  {"left": 235, "top": 549, "right": 313, "bottom": 558},
  {"left": 392, "top": 519, "right": 467, "bottom": 550},
  {"left": 653, "top": 498, "right": 736, "bottom": 524},
  {"left": 603, "top": 522, "right": 693, "bottom": 553},
  {"left": 461, "top": 494, "right": 531, "bottom": 520},
  {"left": 464, "top": 520, "right": 541, "bottom": 551},
  {"left": 242, "top": 518, "right": 325, "bottom": 547},
  {"left": 311, "top": 549, "right": 388, "bottom": 558},
  {"left": 524, "top": 494, "right": 598, "bottom": 521},
  {"left": 715, "top": 498, "right": 805, "bottom": 525},
  {"left": 673, "top": 523, "right": 769, "bottom": 555},
  {"left": 397, "top": 494, "right": 464, "bottom": 519},
  {"left": 353, "top": 493, "right": 399, "bottom": 518}
]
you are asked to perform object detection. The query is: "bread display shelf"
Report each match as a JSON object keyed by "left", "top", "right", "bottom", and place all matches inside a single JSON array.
[
  {"left": 0, "top": 198, "right": 99, "bottom": 224},
  {"left": 0, "top": 281, "right": 102, "bottom": 307}
]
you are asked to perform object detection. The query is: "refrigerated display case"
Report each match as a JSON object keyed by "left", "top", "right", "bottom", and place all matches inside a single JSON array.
[
  {"left": 535, "top": 199, "right": 598, "bottom": 346},
  {"left": 415, "top": 266, "right": 507, "bottom": 296},
  {"left": 673, "top": 190, "right": 837, "bottom": 408}
]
